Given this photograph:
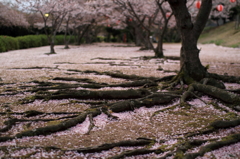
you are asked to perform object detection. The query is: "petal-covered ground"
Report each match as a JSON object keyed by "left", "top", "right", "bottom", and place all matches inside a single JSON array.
[{"left": 0, "top": 43, "right": 240, "bottom": 158}]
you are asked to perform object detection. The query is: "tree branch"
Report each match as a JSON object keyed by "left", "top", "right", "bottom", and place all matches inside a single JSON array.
[{"left": 193, "top": 0, "right": 212, "bottom": 39}]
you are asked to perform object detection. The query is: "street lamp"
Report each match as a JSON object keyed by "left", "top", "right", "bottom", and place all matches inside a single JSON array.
[{"left": 44, "top": 13, "right": 49, "bottom": 17}]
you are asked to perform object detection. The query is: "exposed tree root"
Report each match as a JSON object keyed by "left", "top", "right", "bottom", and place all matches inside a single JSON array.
[
  {"left": 0, "top": 91, "right": 179, "bottom": 142},
  {"left": 53, "top": 77, "right": 96, "bottom": 83},
  {"left": 108, "top": 92, "right": 179, "bottom": 113},
  {"left": 181, "top": 82, "right": 240, "bottom": 107},
  {"left": 0, "top": 115, "right": 79, "bottom": 134},
  {"left": 11, "top": 66, "right": 58, "bottom": 70},
  {"left": 155, "top": 75, "right": 175, "bottom": 82},
  {"left": 227, "top": 89, "right": 240, "bottom": 94},
  {"left": 19, "top": 88, "right": 153, "bottom": 104},
  {"left": 67, "top": 69, "right": 159, "bottom": 81},
  {"left": 138, "top": 55, "right": 180, "bottom": 61},
  {"left": 0, "top": 110, "right": 80, "bottom": 116},
  {"left": 173, "top": 139, "right": 209, "bottom": 159},
  {"left": 53, "top": 77, "right": 158, "bottom": 88},
  {"left": 30, "top": 81, "right": 83, "bottom": 92},
  {"left": 163, "top": 118, "right": 240, "bottom": 158},
  {"left": 76, "top": 138, "right": 155, "bottom": 153},
  {"left": 91, "top": 57, "right": 123, "bottom": 60},
  {"left": 210, "top": 118, "right": 240, "bottom": 129},
  {"left": 0, "top": 118, "right": 18, "bottom": 133},
  {"left": 184, "top": 133, "right": 240, "bottom": 159},
  {"left": 0, "top": 110, "right": 100, "bottom": 142},
  {"left": 209, "top": 73, "right": 240, "bottom": 84},
  {"left": 85, "top": 114, "right": 95, "bottom": 135},
  {"left": 110, "top": 148, "right": 162, "bottom": 159},
  {"left": 0, "top": 138, "right": 155, "bottom": 157},
  {"left": 35, "top": 88, "right": 151, "bottom": 100},
  {"left": 185, "top": 118, "right": 240, "bottom": 138}
]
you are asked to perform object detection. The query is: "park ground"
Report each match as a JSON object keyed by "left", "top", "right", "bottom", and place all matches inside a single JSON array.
[{"left": 0, "top": 43, "right": 240, "bottom": 158}]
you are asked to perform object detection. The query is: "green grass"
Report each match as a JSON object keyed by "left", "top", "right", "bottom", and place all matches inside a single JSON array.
[{"left": 199, "top": 21, "right": 240, "bottom": 48}]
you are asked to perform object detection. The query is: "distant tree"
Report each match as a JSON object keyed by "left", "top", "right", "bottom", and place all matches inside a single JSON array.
[
  {"left": 0, "top": 2, "right": 29, "bottom": 27},
  {"left": 111, "top": 0, "right": 176, "bottom": 57},
  {"left": 15, "top": 0, "right": 79, "bottom": 54}
]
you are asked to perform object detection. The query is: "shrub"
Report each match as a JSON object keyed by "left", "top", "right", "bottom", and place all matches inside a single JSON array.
[
  {"left": 39, "top": 35, "right": 48, "bottom": 46},
  {"left": 26, "top": 35, "right": 41, "bottom": 48},
  {"left": 55, "top": 35, "right": 64, "bottom": 45},
  {"left": 0, "top": 36, "right": 19, "bottom": 52},
  {"left": 17, "top": 36, "right": 30, "bottom": 49},
  {"left": 0, "top": 34, "right": 74, "bottom": 52},
  {"left": 0, "top": 37, "right": 6, "bottom": 52},
  {"left": 16, "top": 35, "right": 49, "bottom": 49},
  {"left": 111, "top": 37, "right": 117, "bottom": 42},
  {"left": 54, "top": 35, "right": 74, "bottom": 45},
  {"left": 97, "top": 36, "right": 105, "bottom": 42}
]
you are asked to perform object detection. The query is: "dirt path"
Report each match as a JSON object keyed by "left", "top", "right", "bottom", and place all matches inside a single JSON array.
[{"left": 0, "top": 43, "right": 239, "bottom": 158}]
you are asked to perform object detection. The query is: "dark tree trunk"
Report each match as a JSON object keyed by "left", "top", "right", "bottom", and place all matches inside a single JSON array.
[
  {"left": 134, "top": 27, "right": 143, "bottom": 46},
  {"left": 76, "top": 24, "right": 91, "bottom": 45},
  {"left": 134, "top": 25, "right": 152, "bottom": 50},
  {"left": 154, "top": 23, "right": 168, "bottom": 58},
  {"left": 50, "top": 42, "right": 55, "bottom": 54},
  {"left": 155, "top": 37, "right": 164, "bottom": 58},
  {"left": 168, "top": 0, "right": 212, "bottom": 81},
  {"left": 49, "top": 36, "right": 56, "bottom": 54},
  {"left": 64, "top": 17, "right": 71, "bottom": 49}
]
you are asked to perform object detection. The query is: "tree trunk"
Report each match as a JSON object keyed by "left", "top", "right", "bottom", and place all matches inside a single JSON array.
[
  {"left": 168, "top": 0, "right": 212, "bottom": 82},
  {"left": 236, "top": 14, "right": 240, "bottom": 29},
  {"left": 154, "top": 28, "right": 165, "bottom": 58},
  {"left": 64, "top": 17, "right": 71, "bottom": 49},
  {"left": 50, "top": 41, "right": 56, "bottom": 54},
  {"left": 77, "top": 24, "right": 91, "bottom": 45},
  {"left": 49, "top": 35, "right": 56, "bottom": 54},
  {"left": 180, "top": 39, "right": 206, "bottom": 81},
  {"left": 134, "top": 27, "right": 143, "bottom": 46},
  {"left": 154, "top": 38, "right": 164, "bottom": 58},
  {"left": 140, "top": 30, "right": 154, "bottom": 50}
]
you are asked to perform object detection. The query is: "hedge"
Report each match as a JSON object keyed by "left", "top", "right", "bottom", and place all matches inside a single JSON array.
[
  {"left": 0, "top": 35, "right": 73, "bottom": 53},
  {"left": 0, "top": 36, "right": 19, "bottom": 52}
]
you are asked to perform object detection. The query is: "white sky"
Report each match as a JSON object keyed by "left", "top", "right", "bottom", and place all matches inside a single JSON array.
[{"left": 0, "top": 0, "right": 15, "bottom": 4}]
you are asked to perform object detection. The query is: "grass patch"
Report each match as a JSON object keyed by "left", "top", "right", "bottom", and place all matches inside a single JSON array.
[
  {"left": 199, "top": 21, "right": 240, "bottom": 48},
  {"left": 230, "top": 42, "right": 240, "bottom": 48}
]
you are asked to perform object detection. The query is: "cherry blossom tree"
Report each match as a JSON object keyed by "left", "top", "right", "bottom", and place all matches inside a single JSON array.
[
  {"left": 104, "top": 0, "right": 177, "bottom": 57},
  {"left": 61, "top": 3, "right": 91, "bottom": 48},
  {"left": 167, "top": 0, "right": 212, "bottom": 81},
  {"left": 164, "top": 0, "right": 240, "bottom": 106},
  {"left": 112, "top": 0, "right": 164, "bottom": 56},
  {"left": 73, "top": 1, "right": 98, "bottom": 45},
  {"left": 86, "top": 0, "right": 125, "bottom": 42},
  {"left": 0, "top": 2, "right": 29, "bottom": 27},
  {"left": 125, "top": 0, "right": 158, "bottom": 51},
  {"left": 59, "top": 0, "right": 102, "bottom": 46},
  {"left": 15, "top": 0, "right": 80, "bottom": 54},
  {"left": 163, "top": 0, "right": 238, "bottom": 76}
]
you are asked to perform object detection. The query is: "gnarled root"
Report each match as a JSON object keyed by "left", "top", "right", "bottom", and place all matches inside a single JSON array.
[{"left": 181, "top": 81, "right": 240, "bottom": 110}]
